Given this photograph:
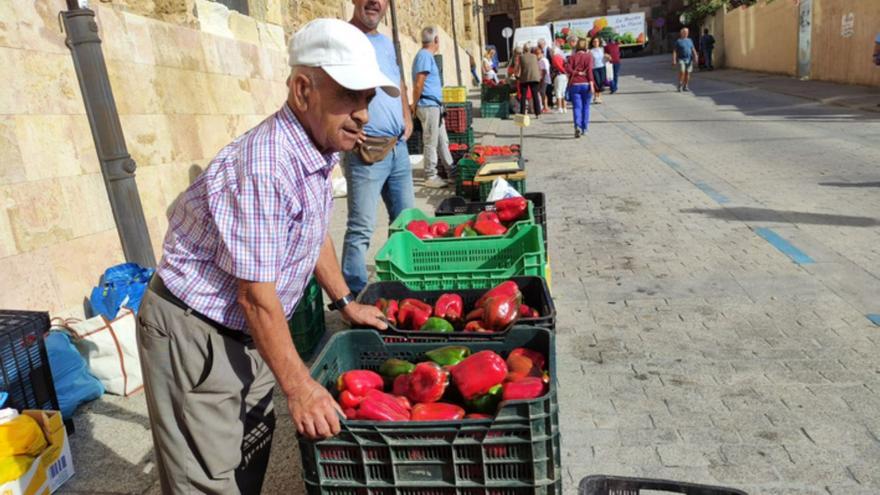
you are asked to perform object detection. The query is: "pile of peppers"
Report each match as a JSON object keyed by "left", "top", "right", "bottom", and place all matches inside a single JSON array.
[
  {"left": 336, "top": 344, "right": 549, "bottom": 422},
  {"left": 374, "top": 280, "right": 540, "bottom": 333},
  {"left": 405, "top": 197, "right": 528, "bottom": 240}
]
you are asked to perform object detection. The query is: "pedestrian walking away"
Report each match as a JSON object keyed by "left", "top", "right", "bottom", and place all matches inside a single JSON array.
[
  {"left": 589, "top": 37, "right": 607, "bottom": 103},
  {"left": 700, "top": 28, "right": 716, "bottom": 70},
  {"left": 605, "top": 38, "right": 622, "bottom": 93},
  {"left": 566, "top": 37, "right": 596, "bottom": 138},
  {"left": 537, "top": 47, "right": 552, "bottom": 113},
  {"left": 517, "top": 43, "right": 543, "bottom": 118},
  {"left": 411, "top": 26, "right": 454, "bottom": 189},
  {"left": 136, "top": 18, "right": 392, "bottom": 495},
  {"left": 551, "top": 47, "right": 568, "bottom": 113},
  {"left": 673, "top": 27, "right": 698, "bottom": 92},
  {"left": 341, "top": 0, "right": 415, "bottom": 296}
]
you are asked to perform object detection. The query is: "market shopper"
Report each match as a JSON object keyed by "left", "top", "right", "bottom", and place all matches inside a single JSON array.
[
  {"left": 567, "top": 38, "right": 596, "bottom": 138},
  {"left": 605, "top": 38, "right": 622, "bottom": 93},
  {"left": 483, "top": 47, "right": 500, "bottom": 83},
  {"left": 518, "top": 43, "right": 542, "bottom": 118},
  {"left": 551, "top": 47, "right": 568, "bottom": 113},
  {"left": 700, "top": 28, "right": 716, "bottom": 70},
  {"left": 537, "top": 48, "right": 551, "bottom": 114},
  {"left": 341, "top": 0, "right": 415, "bottom": 296},
  {"left": 673, "top": 27, "right": 699, "bottom": 92},
  {"left": 412, "top": 26, "right": 454, "bottom": 188},
  {"left": 589, "top": 37, "right": 607, "bottom": 103},
  {"left": 136, "top": 19, "right": 393, "bottom": 494}
]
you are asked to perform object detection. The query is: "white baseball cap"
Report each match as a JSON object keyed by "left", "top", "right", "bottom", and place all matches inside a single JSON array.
[{"left": 288, "top": 18, "right": 400, "bottom": 98}]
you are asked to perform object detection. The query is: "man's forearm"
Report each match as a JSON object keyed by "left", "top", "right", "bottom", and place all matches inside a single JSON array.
[
  {"left": 401, "top": 78, "right": 412, "bottom": 123},
  {"left": 412, "top": 75, "right": 427, "bottom": 109},
  {"left": 314, "top": 233, "right": 350, "bottom": 301},
  {"left": 239, "top": 281, "right": 308, "bottom": 397}
]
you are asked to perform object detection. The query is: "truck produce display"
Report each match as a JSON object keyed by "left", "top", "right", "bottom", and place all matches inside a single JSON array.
[
  {"left": 373, "top": 280, "right": 541, "bottom": 333},
  {"left": 335, "top": 345, "right": 550, "bottom": 421},
  {"left": 404, "top": 197, "right": 528, "bottom": 240}
]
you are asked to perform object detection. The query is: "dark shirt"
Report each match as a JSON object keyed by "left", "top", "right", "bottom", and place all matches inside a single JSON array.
[
  {"left": 566, "top": 51, "right": 595, "bottom": 85},
  {"left": 700, "top": 34, "right": 715, "bottom": 51},
  {"left": 519, "top": 52, "right": 541, "bottom": 83},
  {"left": 605, "top": 42, "right": 621, "bottom": 64}
]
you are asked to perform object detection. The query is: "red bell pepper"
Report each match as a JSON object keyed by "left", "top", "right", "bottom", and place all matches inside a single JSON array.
[
  {"left": 339, "top": 389, "right": 365, "bottom": 409},
  {"left": 398, "top": 298, "right": 433, "bottom": 330},
  {"left": 482, "top": 293, "right": 521, "bottom": 331},
  {"left": 430, "top": 221, "right": 450, "bottom": 238},
  {"left": 392, "top": 374, "right": 410, "bottom": 396},
  {"left": 406, "top": 220, "right": 433, "bottom": 240},
  {"left": 518, "top": 304, "right": 539, "bottom": 318},
  {"left": 502, "top": 377, "right": 547, "bottom": 401},
  {"left": 476, "top": 211, "right": 502, "bottom": 225},
  {"left": 453, "top": 221, "right": 474, "bottom": 237},
  {"left": 343, "top": 407, "right": 357, "bottom": 420},
  {"left": 494, "top": 197, "right": 527, "bottom": 222},
  {"left": 405, "top": 362, "right": 449, "bottom": 404},
  {"left": 508, "top": 348, "right": 546, "bottom": 371},
  {"left": 411, "top": 402, "right": 465, "bottom": 421},
  {"left": 434, "top": 293, "right": 463, "bottom": 321},
  {"left": 465, "top": 413, "right": 492, "bottom": 420},
  {"left": 474, "top": 281, "right": 521, "bottom": 309},
  {"left": 464, "top": 320, "right": 490, "bottom": 332},
  {"left": 355, "top": 389, "right": 411, "bottom": 421},
  {"left": 336, "top": 370, "right": 383, "bottom": 397},
  {"left": 375, "top": 299, "right": 399, "bottom": 326},
  {"left": 506, "top": 354, "right": 543, "bottom": 381},
  {"left": 474, "top": 219, "right": 507, "bottom": 236},
  {"left": 449, "top": 350, "right": 508, "bottom": 400}
]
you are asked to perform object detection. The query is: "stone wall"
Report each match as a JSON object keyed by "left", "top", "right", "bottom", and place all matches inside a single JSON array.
[
  {"left": 721, "top": 0, "right": 799, "bottom": 77},
  {"left": 809, "top": 0, "right": 880, "bottom": 87},
  {"left": 0, "top": 0, "right": 477, "bottom": 316},
  {"left": 487, "top": 0, "right": 675, "bottom": 27}
]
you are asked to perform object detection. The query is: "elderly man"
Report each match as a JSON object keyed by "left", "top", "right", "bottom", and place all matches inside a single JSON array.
[
  {"left": 341, "top": 0, "right": 415, "bottom": 295},
  {"left": 412, "top": 26, "right": 454, "bottom": 188},
  {"left": 673, "top": 27, "right": 699, "bottom": 92},
  {"left": 518, "top": 42, "right": 542, "bottom": 118},
  {"left": 136, "top": 19, "right": 393, "bottom": 494}
]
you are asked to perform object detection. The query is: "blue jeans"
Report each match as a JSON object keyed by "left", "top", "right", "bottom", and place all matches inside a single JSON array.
[
  {"left": 611, "top": 63, "right": 620, "bottom": 93},
  {"left": 592, "top": 67, "right": 606, "bottom": 94},
  {"left": 341, "top": 141, "right": 414, "bottom": 293},
  {"left": 705, "top": 49, "right": 714, "bottom": 69},
  {"left": 570, "top": 84, "right": 592, "bottom": 132}
]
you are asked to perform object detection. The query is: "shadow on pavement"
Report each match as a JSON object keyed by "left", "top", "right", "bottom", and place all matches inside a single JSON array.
[
  {"left": 818, "top": 181, "right": 880, "bottom": 188},
  {"left": 681, "top": 207, "right": 880, "bottom": 227}
]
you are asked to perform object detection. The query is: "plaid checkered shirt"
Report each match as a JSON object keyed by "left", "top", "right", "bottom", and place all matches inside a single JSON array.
[{"left": 157, "top": 104, "right": 337, "bottom": 331}]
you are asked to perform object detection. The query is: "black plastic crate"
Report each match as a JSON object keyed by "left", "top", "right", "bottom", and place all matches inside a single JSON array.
[
  {"left": 299, "top": 327, "right": 561, "bottom": 494},
  {"left": 436, "top": 192, "right": 548, "bottom": 253},
  {"left": 407, "top": 118, "right": 423, "bottom": 155},
  {"left": 579, "top": 475, "right": 748, "bottom": 495},
  {"left": 481, "top": 83, "right": 512, "bottom": 103},
  {"left": 357, "top": 276, "right": 555, "bottom": 342},
  {"left": 0, "top": 310, "right": 58, "bottom": 413}
]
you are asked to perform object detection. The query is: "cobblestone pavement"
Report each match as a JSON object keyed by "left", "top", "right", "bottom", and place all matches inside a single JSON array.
[{"left": 60, "top": 55, "right": 880, "bottom": 494}]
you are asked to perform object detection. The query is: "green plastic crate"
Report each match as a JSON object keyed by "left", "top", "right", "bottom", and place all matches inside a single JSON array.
[
  {"left": 299, "top": 327, "right": 561, "bottom": 494},
  {"left": 454, "top": 157, "right": 482, "bottom": 200},
  {"left": 375, "top": 224, "right": 546, "bottom": 290},
  {"left": 288, "top": 277, "right": 325, "bottom": 361},
  {"left": 448, "top": 128, "right": 475, "bottom": 148},
  {"left": 481, "top": 83, "right": 512, "bottom": 103},
  {"left": 479, "top": 177, "right": 527, "bottom": 202},
  {"left": 388, "top": 202, "right": 535, "bottom": 240},
  {"left": 482, "top": 101, "right": 510, "bottom": 119},
  {"left": 446, "top": 101, "right": 474, "bottom": 129}
]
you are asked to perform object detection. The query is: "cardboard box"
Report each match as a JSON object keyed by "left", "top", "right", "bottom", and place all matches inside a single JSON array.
[{"left": 0, "top": 410, "right": 74, "bottom": 495}]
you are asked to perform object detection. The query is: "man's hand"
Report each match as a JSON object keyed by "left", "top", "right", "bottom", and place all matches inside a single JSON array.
[
  {"left": 342, "top": 302, "right": 388, "bottom": 330},
  {"left": 287, "top": 377, "right": 343, "bottom": 439}
]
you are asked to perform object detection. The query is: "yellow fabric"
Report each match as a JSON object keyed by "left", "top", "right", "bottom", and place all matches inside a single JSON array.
[
  {"left": 0, "top": 455, "right": 38, "bottom": 484},
  {"left": 0, "top": 414, "right": 48, "bottom": 458}
]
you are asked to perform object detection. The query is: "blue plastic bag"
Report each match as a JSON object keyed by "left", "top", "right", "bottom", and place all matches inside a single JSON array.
[
  {"left": 45, "top": 332, "right": 104, "bottom": 418},
  {"left": 89, "top": 263, "right": 155, "bottom": 319}
]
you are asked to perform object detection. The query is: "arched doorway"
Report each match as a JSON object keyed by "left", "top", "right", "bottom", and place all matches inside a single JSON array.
[{"left": 487, "top": 14, "right": 514, "bottom": 63}]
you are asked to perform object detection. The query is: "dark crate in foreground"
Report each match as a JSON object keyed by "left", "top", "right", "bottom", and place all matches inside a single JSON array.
[
  {"left": 579, "top": 475, "right": 748, "bottom": 495},
  {"left": 299, "top": 327, "right": 561, "bottom": 494},
  {"left": 0, "top": 310, "right": 58, "bottom": 413}
]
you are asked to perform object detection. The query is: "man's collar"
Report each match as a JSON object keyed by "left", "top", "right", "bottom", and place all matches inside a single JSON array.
[{"left": 278, "top": 103, "right": 338, "bottom": 174}]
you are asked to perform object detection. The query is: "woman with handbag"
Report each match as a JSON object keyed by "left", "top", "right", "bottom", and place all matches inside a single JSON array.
[{"left": 589, "top": 37, "right": 607, "bottom": 104}]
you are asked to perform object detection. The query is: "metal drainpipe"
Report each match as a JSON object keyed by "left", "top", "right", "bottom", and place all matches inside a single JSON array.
[
  {"left": 450, "top": 0, "right": 463, "bottom": 86},
  {"left": 61, "top": 1, "right": 156, "bottom": 268},
  {"left": 389, "top": 0, "right": 404, "bottom": 77}
]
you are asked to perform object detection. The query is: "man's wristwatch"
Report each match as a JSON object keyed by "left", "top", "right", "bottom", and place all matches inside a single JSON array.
[{"left": 327, "top": 293, "right": 355, "bottom": 312}]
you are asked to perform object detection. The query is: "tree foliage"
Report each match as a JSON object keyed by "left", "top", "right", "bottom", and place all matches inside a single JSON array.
[{"left": 683, "top": 0, "right": 771, "bottom": 25}]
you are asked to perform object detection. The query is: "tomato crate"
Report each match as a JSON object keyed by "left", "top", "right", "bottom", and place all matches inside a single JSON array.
[
  {"left": 445, "top": 102, "right": 473, "bottom": 134},
  {"left": 375, "top": 225, "right": 546, "bottom": 291},
  {"left": 481, "top": 101, "right": 510, "bottom": 119},
  {"left": 388, "top": 202, "right": 535, "bottom": 240},
  {"left": 448, "top": 128, "right": 475, "bottom": 149},
  {"left": 442, "top": 86, "right": 468, "bottom": 104},
  {"left": 299, "top": 327, "right": 561, "bottom": 494},
  {"left": 449, "top": 144, "right": 470, "bottom": 166},
  {"left": 357, "top": 276, "right": 556, "bottom": 342},
  {"left": 479, "top": 178, "right": 526, "bottom": 202},
  {"left": 288, "top": 277, "right": 326, "bottom": 361},
  {"left": 579, "top": 475, "right": 748, "bottom": 495},
  {"left": 0, "top": 310, "right": 59, "bottom": 413},
  {"left": 481, "top": 83, "right": 511, "bottom": 103},
  {"left": 435, "top": 193, "right": 547, "bottom": 254}
]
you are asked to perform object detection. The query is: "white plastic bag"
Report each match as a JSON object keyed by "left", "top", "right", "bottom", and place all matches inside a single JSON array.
[
  {"left": 486, "top": 178, "right": 524, "bottom": 202},
  {"left": 331, "top": 163, "right": 347, "bottom": 198}
]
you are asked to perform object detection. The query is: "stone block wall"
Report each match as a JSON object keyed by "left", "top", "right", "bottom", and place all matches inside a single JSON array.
[{"left": 0, "top": 0, "right": 478, "bottom": 317}]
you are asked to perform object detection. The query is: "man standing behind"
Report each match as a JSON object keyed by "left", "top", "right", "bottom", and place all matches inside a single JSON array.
[
  {"left": 700, "top": 28, "right": 716, "bottom": 70},
  {"left": 518, "top": 44, "right": 542, "bottom": 118},
  {"left": 412, "top": 26, "right": 454, "bottom": 188},
  {"left": 673, "top": 27, "right": 699, "bottom": 92},
  {"left": 605, "top": 38, "right": 622, "bottom": 94},
  {"left": 342, "top": 0, "right": 415, "bottom": 295}
]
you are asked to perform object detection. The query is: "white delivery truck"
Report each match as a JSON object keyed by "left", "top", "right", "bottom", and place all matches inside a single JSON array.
[
  {"left": 511, "top": 24, "right": 554, "bottom": 53},
  {"left": 551, "top": 12, "right": 647, "bottom": 55}
]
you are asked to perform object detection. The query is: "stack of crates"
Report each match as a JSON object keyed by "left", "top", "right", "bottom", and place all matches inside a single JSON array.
[
  {"left": 443, "top": 86, "right": 475, "bottom": 149},
  {"left": 481, "top": 83, "right": 511, "bottom": 119}
]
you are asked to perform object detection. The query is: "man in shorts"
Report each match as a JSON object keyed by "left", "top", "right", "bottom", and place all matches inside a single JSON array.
[{"left": 673, "top": 27, "right": 699, "bottom": 92}]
